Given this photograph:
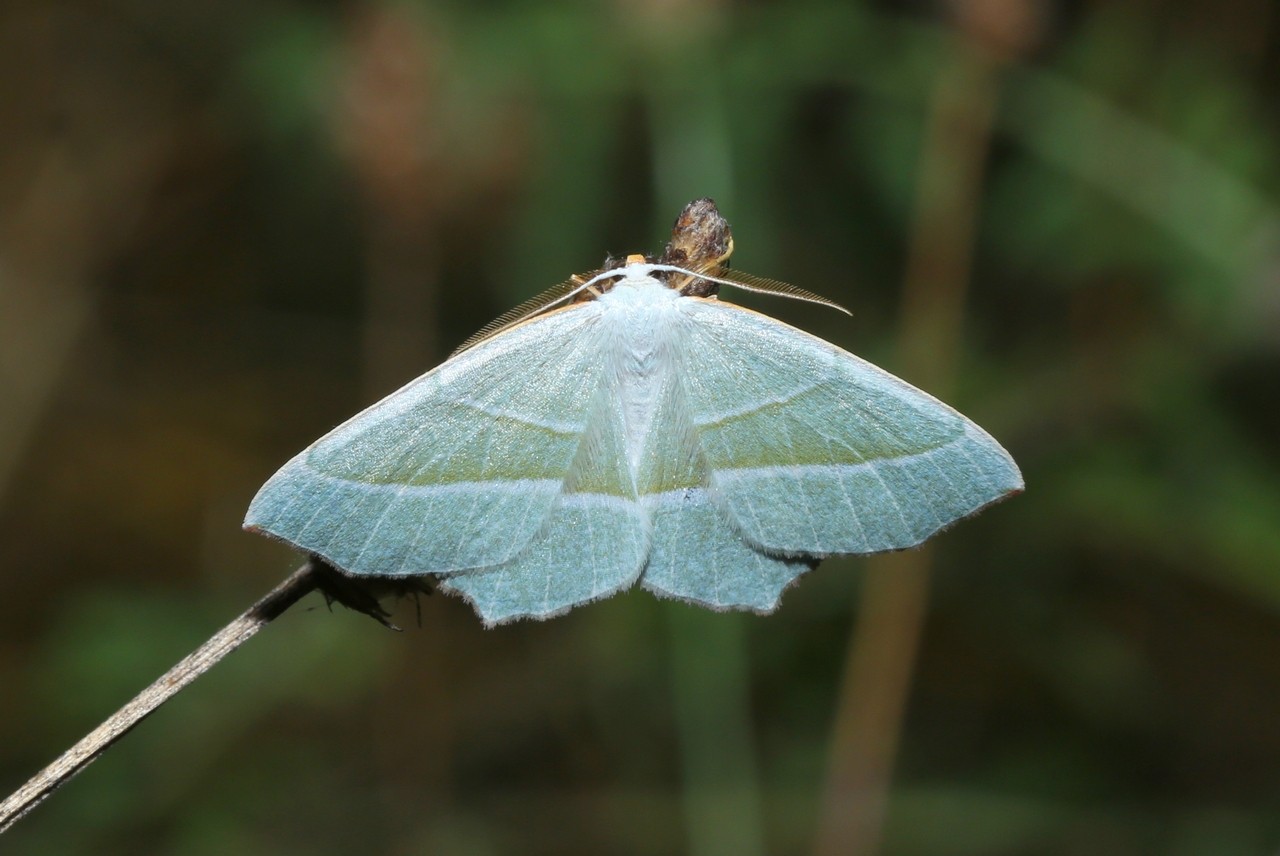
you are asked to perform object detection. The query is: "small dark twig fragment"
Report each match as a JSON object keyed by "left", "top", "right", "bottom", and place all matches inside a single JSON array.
[{"left": 310, "top": 557, "right": 433, "bottom": 630}]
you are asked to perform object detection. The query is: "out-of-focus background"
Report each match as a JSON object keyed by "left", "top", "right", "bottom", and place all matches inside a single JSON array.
[{"left": 2, "top": 0, "right": 1279, "bottom": 853}]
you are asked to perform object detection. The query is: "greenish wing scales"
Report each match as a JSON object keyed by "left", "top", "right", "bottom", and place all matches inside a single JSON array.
[
  {"left": 244, "top": 304, "right": 606, "bottom": 574},
  {"left": 674, "top": 299, "right": 1023, "bottom": 556},
  {"left": 438, "top": 368, "right": 648, "bottom": 624},
  {"left": 641, "top": 488, "right": 816, "bottom": 611},
  {"left": 633, "top": 352, "right": 815, "bottom": 611},
  {"left": 438, "top": 493, "right": 648, "bottom": 625}
]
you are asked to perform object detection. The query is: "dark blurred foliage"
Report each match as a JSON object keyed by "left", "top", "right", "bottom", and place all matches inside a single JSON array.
[{"left": 2, "top": 0, "right": 1279, "bottom": 854}]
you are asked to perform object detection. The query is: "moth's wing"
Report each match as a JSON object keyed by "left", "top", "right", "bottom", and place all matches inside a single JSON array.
[
  {"left": 244, "top": 302, "right": 608, "bottom": 575},
  {"left": 630, "top": 353, "right": 817, "bottom": 612},
  {"left": 438, "top": 361, "right": 648, "bottom": 625},
  {"left": 642, "top": 487, "right": 817, "bottom": 612},
  {"left": 674, "top": 299, "right": 1023, "bottom": 556}
]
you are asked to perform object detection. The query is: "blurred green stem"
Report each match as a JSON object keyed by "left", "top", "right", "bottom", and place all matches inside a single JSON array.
[
  {"left": 812, "top": 31, "right": 1006, "bottom": 856},
  {"left": 667, "top": 609, "right": 767, "bottom": 856},
  {"left": 642, "top": 18, "right": 767, "bottom": 856}
]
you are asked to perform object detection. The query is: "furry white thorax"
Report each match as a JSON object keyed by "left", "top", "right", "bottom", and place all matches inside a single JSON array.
[
  {"left": 599, "top": 265, "right": 682, "bottom": 302},
  {"left": 594, "top": 268, "right": 683, "bottom": 475}
]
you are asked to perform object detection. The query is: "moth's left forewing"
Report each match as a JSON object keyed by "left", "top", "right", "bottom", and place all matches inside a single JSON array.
[
  {"left": 672, "top": 297, "right": 1023, "bottom": 557},
  {"left": 244, "top": 302, "right": 611, "bottom": 577}
]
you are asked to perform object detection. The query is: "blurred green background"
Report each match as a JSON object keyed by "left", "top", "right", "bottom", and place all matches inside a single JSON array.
[{"left": 2, "top": 0, "right": 1279, "bottom": 853}]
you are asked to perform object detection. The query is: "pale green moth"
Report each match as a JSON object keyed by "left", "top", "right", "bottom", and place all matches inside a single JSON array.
[{"left": 245, "top": 210, "right": 1022, "bottom": 626}]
